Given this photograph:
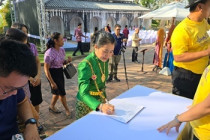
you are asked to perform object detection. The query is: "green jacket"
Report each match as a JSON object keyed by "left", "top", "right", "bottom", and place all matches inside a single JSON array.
[{"left": 77, "top": 52, "right": 108, "bottom": 110}]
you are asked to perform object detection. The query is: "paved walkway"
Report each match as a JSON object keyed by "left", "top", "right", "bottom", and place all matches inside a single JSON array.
[{"left": 39, "top": 44, "right": 172, "bottom": 138}]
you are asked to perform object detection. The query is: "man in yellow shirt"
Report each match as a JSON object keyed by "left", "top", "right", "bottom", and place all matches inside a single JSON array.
[
  {"left": 171, "top": 0, "right": 210, "bottom": 99},
  {"left": 158, "top": 65, "right": 210, "bottom": 140}
]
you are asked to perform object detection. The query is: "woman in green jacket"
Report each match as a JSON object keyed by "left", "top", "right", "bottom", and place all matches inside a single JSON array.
[{"left": 76, "top": 31, "right": 115, "bottom": 119}]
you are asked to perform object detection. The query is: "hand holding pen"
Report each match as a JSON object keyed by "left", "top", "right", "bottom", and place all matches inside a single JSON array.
[{"left": 99, "top": 99, "right": 115, "bottom": 115}]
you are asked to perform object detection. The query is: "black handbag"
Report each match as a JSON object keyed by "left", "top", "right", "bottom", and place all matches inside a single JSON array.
[{"left": 63, "top": 63, "right": 77, "bottom": 79}]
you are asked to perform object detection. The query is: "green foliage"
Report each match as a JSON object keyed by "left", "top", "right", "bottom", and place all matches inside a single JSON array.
[
  {"left": 151, "top": 20, "right": 160, "bottom": 30},
  {"left": 0, "top": 0, "right": 11, "bottom": 33},
  {"left": 0, "top": 15, "right": 3, "bottom": 32},
  {"left": 152, "top": 20, "right": 159, "bottom": 25},
  {"left": 138, "top": 0, "right": 181, "bottom": 10},
  {"left": 5, "top": 9, "right": 11, "bottom": 27},
  {"left": 140, "top": 0, "right": 155, "bottom": 9}
]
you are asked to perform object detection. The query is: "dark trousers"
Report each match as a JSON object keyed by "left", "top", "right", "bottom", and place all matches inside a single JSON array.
[
  {"left": 193, "top": 135, "right": 199, "bottom": 140},
  {"left": 124, "top": 37, "right": 128, "bottom": 47},
  {"left": 73, "top": 41, "right": 84, "bottom": 55},
  {"left": 172, "top": 66, "right": 202, "bottom": 99},
  {"left": 132, "top": 47, "right": 138, "bottom": 62}
]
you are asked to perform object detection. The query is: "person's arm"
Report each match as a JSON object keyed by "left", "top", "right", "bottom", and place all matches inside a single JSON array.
[
  {"left": 29, "top": 56, "right": 41, "bottom": 86},
  {"left": 123, "top": 29, "right": 125, "bottom": 35},
  {"left": 78, "top": 61, "right": 101, "bottom": 110},
  {"left": 178, "top": 94, "right": 210, "bottom": 122},
  {"left": 44, "top": 63, "right": 57, "bottom": 90},
  {"left": 158, "top": 94, "right": 210, "bottom": 134},
  {"left": 174, "top": 48, "right": 210, "bottom": 62},
  {"left": 79, "top": 30, "right": 86, "bottom": 37},
  {"left": 35, "top": 56, "right": 41, "bottom": 79},
  {"left": 18, "top": 98, "right": 40, "bottom": 140},
  {"left": 63, "top": 56, "right": 72, "bottom": 65}
]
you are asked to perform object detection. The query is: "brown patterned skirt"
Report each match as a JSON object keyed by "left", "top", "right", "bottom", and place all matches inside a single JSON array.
[{"left": 75, "top": 98, "right": 105, "bottom": 119}]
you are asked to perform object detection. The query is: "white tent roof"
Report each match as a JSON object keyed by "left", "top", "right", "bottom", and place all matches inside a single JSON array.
[{"left": 139, "top": 2, "right": 189, "bottom": 20}]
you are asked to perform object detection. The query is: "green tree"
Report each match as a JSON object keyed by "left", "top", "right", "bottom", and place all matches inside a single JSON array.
[
  {"left": 5, "top": 9, "right": 11, "bottom": 27},
  {"left": 137, "top": 0, "right": 185, "bottom": 10},
  {"left": 140, "top": 0, "right": 155, "bottom": 9},
  {"left": 0, "top": 0, "right": 11, "bottom": 33}
]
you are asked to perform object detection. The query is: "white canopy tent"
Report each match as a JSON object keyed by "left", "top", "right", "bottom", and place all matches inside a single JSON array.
[{"left": 139, "top": 2, "right": 189, "bottom": 21}]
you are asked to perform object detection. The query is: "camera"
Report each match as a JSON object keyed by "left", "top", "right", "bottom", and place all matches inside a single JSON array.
[{"left": 12, "top": 134, "right": 24, "bottom": 140}]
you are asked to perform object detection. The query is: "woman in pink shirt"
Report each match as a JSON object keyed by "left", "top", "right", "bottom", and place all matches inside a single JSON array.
[
  {"left": 73, "top": 23, "right": 86, "bottom": 56},
  {"left": 44, "top": 32, "right": 72, "bottom": 116}
]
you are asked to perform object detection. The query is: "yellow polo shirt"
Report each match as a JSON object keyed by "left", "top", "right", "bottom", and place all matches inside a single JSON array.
[
  {"left": 190, "top": 65, "right": 210, "bottom": 140},
  {"left": 171, "top": 18, "right": 210, "bottom": 74}
]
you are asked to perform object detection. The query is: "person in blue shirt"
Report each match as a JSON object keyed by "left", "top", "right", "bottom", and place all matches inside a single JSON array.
[
  {"left": 107, "top": 24, "right": 124, "bottom": 82},
  {"left": 0, "top": 40, "right": 40, "bottom": 140}
]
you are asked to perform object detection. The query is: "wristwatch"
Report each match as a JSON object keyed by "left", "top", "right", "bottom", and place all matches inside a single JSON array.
[
  {"left": 174, "top": 115, "right": 182, "bottom": 124},
  {"left": 25, "top": 118, "right": 37, "bottom": 126}
]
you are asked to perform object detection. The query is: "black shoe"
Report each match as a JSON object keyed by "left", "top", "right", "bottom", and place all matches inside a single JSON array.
[
  {"left": 106, "top": 76, "right": 113, "bottom": 82},
  {"left": 73, "top": 54, "right": 76, "bottom": 56},
  {"left": 152, "top": 66, "right": 158, "bottom": 71},
  {"left": 157, "top": 67, "right": 162, "bottom": 70},
  {"left": 38, "top": 125, "right": 44, "bottom": 134},
  {"left": 114, "top": 76, "right": 120, "bottom": 82}
]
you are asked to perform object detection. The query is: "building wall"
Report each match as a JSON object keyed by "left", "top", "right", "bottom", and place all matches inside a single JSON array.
[
  {"left": 46, "top": 9, "right": 143, "bottom": 36},
  {"left": 14, "top": 0, "right": 144, "bottom": 37}
]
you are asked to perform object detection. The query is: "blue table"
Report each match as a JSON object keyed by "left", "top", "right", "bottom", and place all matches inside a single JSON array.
[{"left": 46, "top": 85, "right": 192, "bottom": 140}]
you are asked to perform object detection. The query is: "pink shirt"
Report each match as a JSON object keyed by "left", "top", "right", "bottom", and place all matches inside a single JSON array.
[
  {"left": 74, "top": 28, "right": 85, "bottom": 42},
  {"left": 44, "top": 47, "right": 65, "bottom": 68},
  {"left": 123, "top": 28, "right": 129, "bottom": 38},
  {"left": 29, "top": 43, "right": 38, "bottom": 57}
]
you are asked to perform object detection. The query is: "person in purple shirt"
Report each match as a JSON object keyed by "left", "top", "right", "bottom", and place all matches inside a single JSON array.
[
  {"left": 0, "top": 40, "right": 40, "bottom": 140},
  {"left": 44, "top": 32, "right": 72, "bottom": 116},
  {"left": 18, "top": 24, "right": 43, "bottom": 115},
  {"left": 11, "top": 23, "right": 44, "bottom": 132}
]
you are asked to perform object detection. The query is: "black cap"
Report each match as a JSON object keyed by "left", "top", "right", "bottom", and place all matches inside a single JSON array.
[{"left": 185, "top": 0, "right": 203, "bottom": 8}]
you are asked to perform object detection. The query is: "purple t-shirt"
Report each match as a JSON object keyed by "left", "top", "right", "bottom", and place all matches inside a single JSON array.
[
  {"left": 44, "top": 47, "right": 65, "bottom": 68},
  {"left": 29, "top": 43, "right": 38, "bottom": 57}
]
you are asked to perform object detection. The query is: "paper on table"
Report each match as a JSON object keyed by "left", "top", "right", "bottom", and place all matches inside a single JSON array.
[{"left": 107, "top": 102, "right": 144, "bottom": 123}]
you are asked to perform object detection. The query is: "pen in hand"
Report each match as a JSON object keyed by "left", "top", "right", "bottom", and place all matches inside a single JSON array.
[
  {"left": 104, "top": 99, "right": 115, "bottom": 115},
  {"left": 105, "top": 99, "right": 109, "bottom": 104}
]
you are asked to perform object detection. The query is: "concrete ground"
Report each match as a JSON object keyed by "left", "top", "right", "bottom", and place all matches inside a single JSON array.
[{"left": 38, "top": 44, "right": 172, "bottom": 138}]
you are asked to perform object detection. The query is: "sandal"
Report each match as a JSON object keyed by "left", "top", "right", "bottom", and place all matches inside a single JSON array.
[{"left": 49, "top": 107, "right": 61, "bottom": 114}]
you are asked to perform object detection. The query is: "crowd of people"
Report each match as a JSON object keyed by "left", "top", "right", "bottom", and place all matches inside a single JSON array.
[{"left": 0, "top": 0, "right": 209, "bottom": 139}]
